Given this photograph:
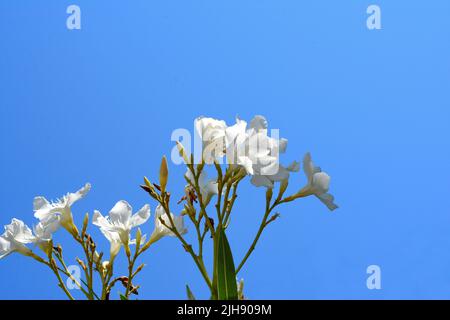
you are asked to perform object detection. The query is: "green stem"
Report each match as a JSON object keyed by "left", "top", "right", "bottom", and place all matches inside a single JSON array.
[
  {"left": 235, "top": 202, "right": 278, "bottom": 275},
  {"left": 51, "top": 260, "right": 75, "bottom": 300},
  {"left": 161, "top": 202, "right": 213, "bottom": 292}
]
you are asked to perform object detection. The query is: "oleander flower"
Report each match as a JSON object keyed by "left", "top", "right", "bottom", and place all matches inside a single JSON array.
[
  {"left": 298, "top": 153, "right": 338, "bottom": 211},
  {"left": 225, "top": 115, "right": 292, "bottom": 188},
  {"left": 195, "top": 116, "right": 227, "bottom": 163},
  {"left": 33, "top": 183, "right": 91, "bottom": 236},
  {"left": 93, "top": 201, "right": 150, "bottom": 260},
  {"left": 0, "top": 219, "right": 35, "bottom": 259},
  {"left": 185, "top": 169, "right": 218, "bottom": 204},
  {"left": 149, "top": 205, "right": 187, "bottom": 245}
]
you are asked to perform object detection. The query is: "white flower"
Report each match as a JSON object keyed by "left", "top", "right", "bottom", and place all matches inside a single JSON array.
[
  {"left": 33, "top": 183, "right": 91, "bottom": 235},
  {"left": 185, "top": 169, "right": 218, "bottom": 204},
  {"left": 149, "top": 205, "right": 187, "bottom": 244},
  {"left": 195, "top": 116, "right": 227, "bottom": 163},
  {"left": 299, "top": 153, "right": 338, "bottom": 211},
  {"left": 226, "top": 115, "right": 292, "bottom": 188},
  {"left": 0, "top": 219, "right": 35, "bottom": 259},
  {"left": 93, "top": 201, "right": 150, "bottom": 260},
  {"left": 33, "top": 215, "right": 60, "bottom": 242}
]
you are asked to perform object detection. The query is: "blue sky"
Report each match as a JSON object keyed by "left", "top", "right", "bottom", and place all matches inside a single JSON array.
[{"left": 1, "top": 1, "right": 450, "bottom": 299}]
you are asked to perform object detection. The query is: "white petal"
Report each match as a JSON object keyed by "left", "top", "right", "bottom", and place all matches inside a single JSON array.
[
  {"left": 225, "top": 118, "right": 247, "bottom": 147},
  {"left": 6, "top": 219, "right": 36, "bottom": 244},
  {"left": 172, "top": 215, "right": 187, "bottom": 235},
  {"left": 249, "top": 115, "right": 268, "bottom": 132},
  {"left": 312, "top": 172, "right": 330, "bottom": 194},
  {"left": 205, "top": 180, "right": 219, "bottom": 196},
  {"left": 66, "top": 183, "right": 91, "bottom": 207},
  {"left": 251, "top": 175, "right": 274, "bottom": 188},
  {"left": 237, "top": 156, "right": 254, "bottom": 175},
  {"left": 131, "top": 234, "right": 147, "bottom": 246},
  {"left": 195, "top": 117, "right": 227, "bottom": 141},
  {"left": 108, "top": 201, "right": 132, "bottom": 226},
  {"left": 109, "top": 241, "right": 122, "bottom": 261},
  {"left": 33, "top": 197, "right": 50, "bottom": 211},
  {"left": 248, "top": 133, "right": 271, "bottom": 159},
  {"left": 33, "top": 200, "right": 55, "bottom": 221},
  {"left": 34, "top": 215, "right": 60, "bottom": 241},
  {"left": 0, "top": 236, "right": 14, "bottom": 259},
  {"left": 257, "top": 155, "right": 279, "bottom": 176},
  {"left": 303, "top": 152, "right": 315, "bottom": 181},
  {"left": 316, "top": 193, "right": 338, "bottom": 211},
  {"left": 92, "top": 210, "right": 111, "bottom": 229},
  {"left": 185, "top": 169, "right": 195, "bottom": 185},
  {"left": 277, "top": 138, "right": 288, "bottom": 154},
  {"left": 150, "top": 205, "right": 187, "bottom": 244},
  {"left": 269, "top": 166, "right": 290, "bottom": 182},
  {"left": 130, "top": 204, "right": 151, "bottom": 228}
]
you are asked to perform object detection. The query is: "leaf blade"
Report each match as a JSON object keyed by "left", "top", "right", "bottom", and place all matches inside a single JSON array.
[
  {"left": 216, "top": 228, "right": 238, "bottom": 300},
  {"left": 186, "top": 285, "right": 196, "bottom": 300}
]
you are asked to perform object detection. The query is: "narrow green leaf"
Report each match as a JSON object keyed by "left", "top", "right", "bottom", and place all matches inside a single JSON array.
[
  {"left": 215, "top": 228, "right": 238, "bottom": 300},
  {"left": 186, "top": 285, "right": 196, "bottom": 300},
  {"left": 120, "top": 294, "right": 128, "bottom": 300}
]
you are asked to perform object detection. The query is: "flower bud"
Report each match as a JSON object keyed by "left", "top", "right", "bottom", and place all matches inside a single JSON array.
[
  {"left": 82, "top": 213, "right": 89, "bottom": 237},
  {"left": 159, "top": 156, "right": 169, "bottom": 193},
  {"left": 176, "top": 141, "right": 190, "bottom": 164},
  {"left": 102, "top": 260, "right": 110, "bottom": 270},
  {"left": 135, "top": 228, "right": 142, "bottom": 248},
  {"left": 76, "top": 257, "right": 87, "bottom": 270}
]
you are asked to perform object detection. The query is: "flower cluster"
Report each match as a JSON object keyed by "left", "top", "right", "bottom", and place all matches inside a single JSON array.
[
  {"left": 1, "top": 115, "right": 337, "bottom": 300},
  {"left": 1, "top": 183, "right": 91, "bottom": 259},
  {"left": 195, "top": 115, "right": 338, "bottom": 209},
  {"left": 0, "top": 183, "right": 187, "bottom": 300}
]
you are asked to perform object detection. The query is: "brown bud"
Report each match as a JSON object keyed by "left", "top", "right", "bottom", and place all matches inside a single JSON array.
[{"left": 76, "top": 258, "right": 87, "bottom": 270}]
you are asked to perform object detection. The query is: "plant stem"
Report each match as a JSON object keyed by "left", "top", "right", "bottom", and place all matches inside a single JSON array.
[
  {"left": 160, "top": 202, "right": 213, "bottom": 292},
  {"left": 50, "top": 260, "right": 75, "bottom": 300},
  {"left": 235, "top": 202, "right": 278, "bottom": 275}
]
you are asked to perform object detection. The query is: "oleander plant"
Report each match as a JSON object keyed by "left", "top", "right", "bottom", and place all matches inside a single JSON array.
[{"left": 0, "top": 115, "right": 337, "bottom": 300}]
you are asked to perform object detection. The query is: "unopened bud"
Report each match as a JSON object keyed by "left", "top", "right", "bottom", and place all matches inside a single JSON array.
[
  {"left": 102, "top": 261, "right": 110, "bottom": 270},
  {"left": 159, "top": 156, "right": 169, "bottom": 193},
  {"left": 76, "top": 257, "right": 87, "bottom": 270},
  {"left": 82, "top": 213, "right": 89, "bottom": 237}
]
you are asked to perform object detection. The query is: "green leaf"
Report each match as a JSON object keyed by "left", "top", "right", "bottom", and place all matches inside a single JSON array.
[
  {"left": 120, "top": 294, "right": 128, "bottom": 300},
  {"left": 215, "top": 228, "right": 238, "bottom": 300},
  {"left": 186, "top": 285, "right": 196, "bottom": 300}
]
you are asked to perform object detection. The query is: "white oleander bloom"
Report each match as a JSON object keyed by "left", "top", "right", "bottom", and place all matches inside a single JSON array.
[
  {"left": 195, "top": 116, "right": 227, "bottom": 163},
  {"left": 225, "top": 115, "right": 293, "bottom": 188},
  {"left": 93, "top": 201, "right": 150, "bottom": 260},
  {"left": 149, "top": 205, "right": 187, "bottom": 244},
  {"left": 0, "top": 219, "right": 35, "bottom": 259},
  {"left": 33, "top": 183, "right": 91, "bottom": 235},
  {"left": 299, "top": 153, "right": 338, "bottom": 211}
]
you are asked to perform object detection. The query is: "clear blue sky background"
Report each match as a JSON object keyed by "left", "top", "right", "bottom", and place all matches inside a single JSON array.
[{"left": 1, "top": 1, "right": 450, "bottom": 300}]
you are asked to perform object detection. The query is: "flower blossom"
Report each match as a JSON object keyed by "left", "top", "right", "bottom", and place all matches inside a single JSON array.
[
  {"left": 225, "top": 115, "right": 296, "bottom": 188},
  {"left": 298, "top": 153, "right": 338, "bottom": 211},
  {"left": 0, "top": 219, "right": 36, "bottom": 259},
  {"left": 195, "top": 116, "right": 227, "bottom": 163},
  {"left": 33, "top": 183, "right": 91, "bottom": 236},
  {"left": 93, "top": 201, "right": 150, "bottom": 260},
  {"left": 149, "top": 205, "right": 187, "bottom": 245}
]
